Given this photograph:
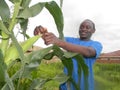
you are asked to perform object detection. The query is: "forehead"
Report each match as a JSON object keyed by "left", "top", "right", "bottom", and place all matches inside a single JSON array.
[{"left": 80, "top": 20, "right": 93, "bottom": 27}]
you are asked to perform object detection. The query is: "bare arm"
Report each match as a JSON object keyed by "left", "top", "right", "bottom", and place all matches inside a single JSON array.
[
  {"left": 43, "top": 32, "right": 96, "bottom": 57},
  {"left": 55, "top": 39, "right": 96, "bottom": 57},
  {"left": 34, "top": 26, "right": 96, "bottom": 57}
]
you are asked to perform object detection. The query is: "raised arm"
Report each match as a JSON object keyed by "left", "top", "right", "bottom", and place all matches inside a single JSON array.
[{"left": 34, "top": 26, "right": 96, "bottom": 57}]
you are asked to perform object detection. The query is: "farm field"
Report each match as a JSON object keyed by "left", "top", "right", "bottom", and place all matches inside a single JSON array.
[
  {"left": 94, "top": 63, "right": 120, "bottom": 90},
  {"left": 2, "top": 60, "right": 119, "bottom": 90},
  {"left": 31, "top": 61, "right": 120, "bottom": 90}
]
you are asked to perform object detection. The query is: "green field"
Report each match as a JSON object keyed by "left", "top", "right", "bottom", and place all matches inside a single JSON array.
[
  {"left": 31, "top": 61, "right": 64, "bottom": 90},
  {"left": 4, "top": 61, "right": 120, "bottom": 90},
  {"left": 30, "top": 61, "right": 120, "bottom": 90},
  {"left": 94, "top": 63, "right": 120, "bottom": 90}
]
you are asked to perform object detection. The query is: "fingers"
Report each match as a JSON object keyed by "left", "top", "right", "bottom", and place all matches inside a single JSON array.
[
  {"left": 38, "top": 25, "right": 47, "bottom": 34},
  {"left": 43, "top": 32, "right": 58, "bottom": 45},
  {"left": 34, "top": 26, "right": 58, "bottom": 45},
  {"left": 34, "top": 25, "right": 48, "bottom": 36},
  {"left": 34, "top": 26, "right": 39, "bottom": 35}
]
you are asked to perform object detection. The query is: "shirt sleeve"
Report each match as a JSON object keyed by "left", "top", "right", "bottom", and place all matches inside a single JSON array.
[{"left": 91, "top": 41, "right": 103, "bottom": 58}]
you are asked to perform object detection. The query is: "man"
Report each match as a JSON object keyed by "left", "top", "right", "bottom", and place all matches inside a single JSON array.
[{"left": 34, "top": 19, "right": 103, "bottom": 90}]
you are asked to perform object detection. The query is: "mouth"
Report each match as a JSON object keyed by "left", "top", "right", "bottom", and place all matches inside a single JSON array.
[{"left": 80, "top": 32, "right": 87, "bottom": 35}]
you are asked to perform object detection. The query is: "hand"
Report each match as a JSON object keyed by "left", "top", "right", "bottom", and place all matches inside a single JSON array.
[
  {"left": 43, "top": 32, "right": 60, "bottom": 45},
  {"left": 34, "top": 25, "right": 60, "bottom": 46},
  {"left": 34, "top": 25, "right": 47, "bottom": 36}
]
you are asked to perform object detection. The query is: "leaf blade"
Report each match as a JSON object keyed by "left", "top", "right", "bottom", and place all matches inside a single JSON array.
[
  {"left": 0, "top": 0, "right": 10, "bottom": 22},
  {"left": 18, "top": 2, "right": 45, "bottom": 19},
  {"left": 5, "top": 35, "right": 40, "bottom": 65},
  {"left": 45, "top": 1, "right": 64, "bottom": 39}
]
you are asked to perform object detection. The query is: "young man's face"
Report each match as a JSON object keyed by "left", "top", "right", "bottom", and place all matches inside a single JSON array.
[{"left": 79, "top": 20, "right": 95, "bottom": 40}]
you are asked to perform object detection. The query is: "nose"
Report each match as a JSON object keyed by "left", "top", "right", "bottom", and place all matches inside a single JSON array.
[{"left": 80, "top": 27, "right": 87, "bottom": 32}]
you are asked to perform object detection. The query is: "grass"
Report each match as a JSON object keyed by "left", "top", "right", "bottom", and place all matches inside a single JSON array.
[
  {"left": 94, "top": 75, "right": 120, "bottom": 90},
  {"left": 94, "top": 63, "right": 120, "bottom": 90}
]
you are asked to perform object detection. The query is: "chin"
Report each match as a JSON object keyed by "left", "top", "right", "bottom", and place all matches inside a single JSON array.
[{"left": 80, "top": 36, "right": 86, "bottom": 39}]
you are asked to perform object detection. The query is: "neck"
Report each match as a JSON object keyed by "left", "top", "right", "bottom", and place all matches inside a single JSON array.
[{"left": 80, "top": 38, "right": 91, "bottom": 41}]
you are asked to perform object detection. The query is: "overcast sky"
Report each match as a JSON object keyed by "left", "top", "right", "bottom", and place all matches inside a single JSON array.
[{"left": 7, "top": 0, "right": 120, "bottom": 53}]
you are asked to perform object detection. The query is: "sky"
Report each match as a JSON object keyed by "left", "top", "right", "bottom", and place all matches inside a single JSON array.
[{"left": 6, "top": 0, "right": 120, "bottom": 53}]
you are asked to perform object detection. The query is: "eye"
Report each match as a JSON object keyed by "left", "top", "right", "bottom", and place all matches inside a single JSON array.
[
  {"left": 86, "top": 26, "right": 91, "bottom": 29},
  {"left": 80, "top": 25, "right": 84, "bottom": 29}
]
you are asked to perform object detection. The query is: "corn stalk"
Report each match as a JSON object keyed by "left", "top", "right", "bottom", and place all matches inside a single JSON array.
[{"left": 0, "top": 0, "right": 88, "bottom": 90}]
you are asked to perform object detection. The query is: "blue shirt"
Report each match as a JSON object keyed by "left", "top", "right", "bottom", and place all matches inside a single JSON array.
[{"left": 59, "top": 37, "right": 103, "bottom": 90}]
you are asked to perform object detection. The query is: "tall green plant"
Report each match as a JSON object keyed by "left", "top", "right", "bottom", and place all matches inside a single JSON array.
[{"left": 0, "top": 0, "right": 88, "bottom": 90}]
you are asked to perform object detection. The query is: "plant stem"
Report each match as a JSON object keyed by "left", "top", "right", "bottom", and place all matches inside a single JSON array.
[{"left": 9, "top": 32, "right": 25, "bottom": 90}]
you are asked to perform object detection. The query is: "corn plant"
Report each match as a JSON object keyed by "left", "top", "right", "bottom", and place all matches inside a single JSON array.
[{"left": 0, "top": 0, "right": 88, "bottom": 90}]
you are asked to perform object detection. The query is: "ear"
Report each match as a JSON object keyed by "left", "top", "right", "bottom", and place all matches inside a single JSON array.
[{"left": 92, "top": 29, "right": 95, "bottom": 33}]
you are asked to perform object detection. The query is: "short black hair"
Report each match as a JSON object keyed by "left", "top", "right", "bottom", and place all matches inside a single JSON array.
[{"left": 82, "top": 19, "right": 96, "bottom": 30}]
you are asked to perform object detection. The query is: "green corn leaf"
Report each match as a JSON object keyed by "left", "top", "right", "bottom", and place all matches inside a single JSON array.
[
  {"left": 8, "top": 1, "right": 22, "bottom": 32},
  {"left": 29, "top": 73, "right": 68, "bottom": 90},
  {"left": 9, "top": 0, "right": 21, "bottom": 3},
  {"left": 63, "top": 52, "right": 78, "bottom": 58},
  {"left": 27, "top": 46, "right": 53, "bottom": 62},
  {"left": 10, "top": 47, "right": 55, "bottom": 82},
  {"left": 74, "top": 55, "right": 88, "bottom": 90},
  {"left": 0, "top": 50, "right": 14, "bottom": 90},
  {"left": 45, "top": 1, "right": 64, "bottom": 39},
  {"left": 17, "top": 18, "right": 29, "bottom": 40},
  {"left": 52, "top": 45, "right": 64, "bottom": 58},
  {"left": 0, "top": 20, "right": 11, "bottom": 35},
  {"left": 43, "top": 52, "right": 54, "bottom": 60},
  {"left": 18, "top": 1, "right": 64, "bottom": 40},
  {"left": 61, "top": 57, "right": 73, "bottom": 76},
  {"left": 68, "top": 77, "right": 80, "bottom": 90},
  {"left": 74, "top": 55, "right": 88, "bottom": 76},
  {"left": 4, "top": 35, "right": 40, "bottom": 65},
  {"left": 20, "top": 0, "right": 31, "bottom": 8},
  {"left": 18, "top": 2, "right": 45, "bottom": 19},
  {"left": 0, "top": 50, "right": 6, "bottom": 82},
  {"left": 0, "top": 0, "right": 10, "bottom": 23},
  {"left": 59, "top": 56, "right": 80, "bottom": 90},
  {"left": 52, "top": 47, "right": 87, "bottom": 89},
  {"left": 0, "top": 20, "right": 11, "bottom": 55},
  {"left": 52, "top": 45, "right": 73, "bottom": 76},
  {"left": 7, "top": 47, "right": 53, "bottom": 81},
  {"left": 53, "top": 74, "right": 69, "bottom": 84},
  {"left": 22, "top": 47, "right": 53, "bottom": 77},
  {"left": 19, "top": 18, "right": 28, "bottom": 32},
  {"left": 2, "top": 71, "right": 15, "bottom": 90},
  {"left": 20, "top": 36, "right": 40, "bottom": 52},
  {"left": 29, "top": 78, "right": 52, "bottom": 90}
]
